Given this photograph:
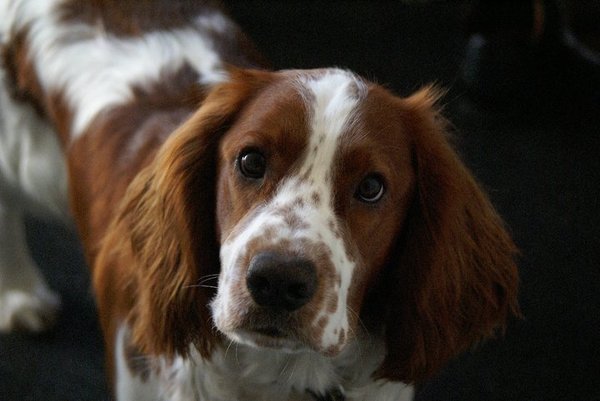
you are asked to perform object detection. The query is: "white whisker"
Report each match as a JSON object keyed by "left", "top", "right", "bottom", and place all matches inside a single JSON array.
[
  {"left": 184, "top": 273, "right": 220, "bottom": 290},
  {"left": 224, "top": 338, "right": 235, "bottom": 361},
  {"left": 278, "top": 354, "right": 292, "bottom": 378}
]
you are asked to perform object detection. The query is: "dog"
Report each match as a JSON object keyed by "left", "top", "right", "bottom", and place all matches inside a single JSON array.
[{"left": 0, "top": 1, "right": 519, "bottom": 400}]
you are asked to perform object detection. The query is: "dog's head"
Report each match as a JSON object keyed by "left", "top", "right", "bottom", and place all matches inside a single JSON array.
[{"left": 117, "top": 68, "right": 519, "bottom": 383}]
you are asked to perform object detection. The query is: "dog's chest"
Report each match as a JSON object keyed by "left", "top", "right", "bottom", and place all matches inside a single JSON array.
[{"left": 115, "top": 325, "right": 413, "bottom": 401}]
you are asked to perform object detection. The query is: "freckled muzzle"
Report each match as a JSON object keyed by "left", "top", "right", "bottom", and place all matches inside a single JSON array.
[{"left": 213, "top": 230, "right": 347, "bottom": 354}]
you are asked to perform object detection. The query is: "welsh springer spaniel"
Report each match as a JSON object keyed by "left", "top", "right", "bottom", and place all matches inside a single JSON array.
[{"left": 0, "top": 1, "right": 519, "bottom": 400}]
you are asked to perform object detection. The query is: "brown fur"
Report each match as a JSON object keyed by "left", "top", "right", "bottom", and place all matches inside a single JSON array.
[
  {"left": 69, "top": 66, "right": 211, "bottom": 381},
  {"left": 94, "top": 69, "right": 275, "bottom": 367},
  {"left": 374, "top": 87, "right": 520, "bottom": 383},
  {"left": 215, "top": 76, "right": 310, "bottom": 240},
  {"left": 58, "top": 0, "right": 223, "bottom": 36}
]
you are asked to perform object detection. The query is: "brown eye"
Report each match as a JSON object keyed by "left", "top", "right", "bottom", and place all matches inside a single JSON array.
[
  {"left": 356, "top": 174, "right": 385, "bottom": 203},
  {"left": 238, "top": 150, "right": 266, "bottom": 179}
]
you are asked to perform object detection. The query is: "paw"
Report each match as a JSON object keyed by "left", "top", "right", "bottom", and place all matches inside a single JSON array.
[{"left": 0, "top": 285, "right": 61, "bottom": 333}]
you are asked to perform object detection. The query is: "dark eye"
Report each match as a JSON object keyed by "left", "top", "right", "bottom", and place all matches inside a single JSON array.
[
  {"left": 356, "top": 174, "right": 385, "bottom": 203},
  {"left": 238, "top": 149, "right": 266, "bottom": 179}
]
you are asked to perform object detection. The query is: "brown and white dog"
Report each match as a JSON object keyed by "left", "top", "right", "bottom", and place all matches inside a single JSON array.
[{"left": 0, "top": 1, "right": 519, "bottom": 400}]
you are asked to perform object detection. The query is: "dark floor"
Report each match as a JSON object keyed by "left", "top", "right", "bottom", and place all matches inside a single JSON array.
[{"left": 1, "top": 1, "right": 599, "bottom": 400}]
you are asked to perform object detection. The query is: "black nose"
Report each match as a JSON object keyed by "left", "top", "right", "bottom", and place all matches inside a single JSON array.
[{"left": 246, "top": 252, "right": 317, "bottom": 312}]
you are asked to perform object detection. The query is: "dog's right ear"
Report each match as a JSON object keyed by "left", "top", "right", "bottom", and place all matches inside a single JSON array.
[{"left": 94, "top": 68, "right": 274, "bottom": 360}]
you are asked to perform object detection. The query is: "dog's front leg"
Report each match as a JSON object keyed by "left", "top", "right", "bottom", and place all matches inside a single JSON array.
[{"left": 0, "top": 202, "right": 60, "bottom": 332}]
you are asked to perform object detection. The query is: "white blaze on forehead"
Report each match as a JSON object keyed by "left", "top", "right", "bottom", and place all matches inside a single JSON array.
[
  {"left": 299, "top": 71, "right": 364, "bottom": 182},
  {"left": 299, "top": 70, "right": 366, "bottom": 349},
  {"left": 2, "top": 0, "right": 228, "bottom": 137}
]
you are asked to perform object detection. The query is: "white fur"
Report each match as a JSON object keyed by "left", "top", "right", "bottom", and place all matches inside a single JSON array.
[
  {"left": 2, "top": 0, "right": 228, "bottom": 138},
  {"left": 0, "top": 62, "right": 68, "bottom": 218},
  {"left": 300, "top": 71, "right": 367, "bottom": 349},
  {"left": 115, "top": 325, "right": 162, "bottom": 401},
  {"left": 116, "top": 324, "right": 413, "bottom": 401}
]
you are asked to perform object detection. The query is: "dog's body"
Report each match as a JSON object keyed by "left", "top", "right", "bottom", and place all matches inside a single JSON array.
[{"left": 0, "top": 1, "right": 519, "bottom": 400}]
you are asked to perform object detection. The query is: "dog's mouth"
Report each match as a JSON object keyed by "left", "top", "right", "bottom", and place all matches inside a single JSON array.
[
  {"left": 253, "top": 325, "right": 285, "bottom": 338},
  {"left": 229, "top": 326, "right": 308, "bottom": 352},
  {"left": 225, "top": 308, "right": 311, "bottom": 350}
]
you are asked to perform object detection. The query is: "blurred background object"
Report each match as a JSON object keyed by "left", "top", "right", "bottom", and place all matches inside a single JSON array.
[{"left": 460, "top": 0, "right": 599, "bottom": 110}]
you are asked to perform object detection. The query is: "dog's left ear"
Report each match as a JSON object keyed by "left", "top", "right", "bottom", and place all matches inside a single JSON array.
[
  {"left": 96, "top": 68, "right": 274, "bottom": 360},
  {"left": 376, "top": 87, "right": 520, "bottom": 383}
]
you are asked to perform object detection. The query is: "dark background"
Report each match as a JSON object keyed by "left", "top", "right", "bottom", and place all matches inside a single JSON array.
[{"left": 1, "top": 1, "right": 599, "bottom": 400}]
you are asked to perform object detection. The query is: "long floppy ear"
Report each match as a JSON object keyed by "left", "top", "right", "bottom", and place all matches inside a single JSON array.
[
  {"left": 108, "top": 68, "right": 274, "bottom": 359},
  {"left": 378, "top": 87, "right": 520, "bottom": 383}
]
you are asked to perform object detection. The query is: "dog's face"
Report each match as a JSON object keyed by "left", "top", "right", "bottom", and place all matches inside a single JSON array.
[
  {"left": 211, "top": 70, "right": 414, "bottom": 355},
  {"left": 122, "top": 67, "right": 518, "bottom": 382}
]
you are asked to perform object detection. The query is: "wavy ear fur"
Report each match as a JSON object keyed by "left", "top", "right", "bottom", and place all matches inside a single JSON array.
[
  {"left": 378, "top": 87, "right": 520, "bottom": 383},
  {"left": 98, "top": 68, "right": 274, "bottom": 360}
]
